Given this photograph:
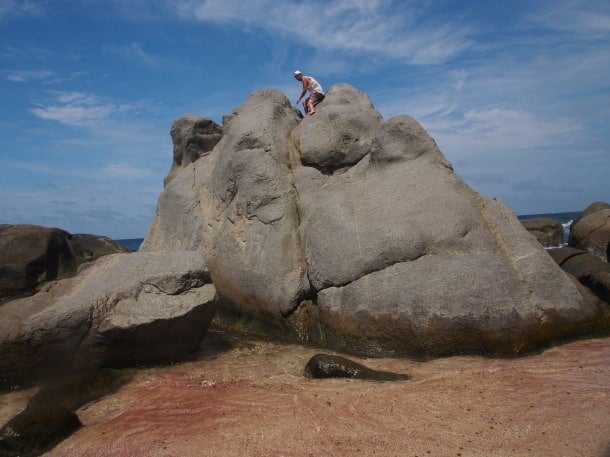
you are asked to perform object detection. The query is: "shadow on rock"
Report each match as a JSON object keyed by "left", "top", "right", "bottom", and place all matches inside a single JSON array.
[
  {"left": 304, "top": 353, "right": 411, "bottom": 381},
  {"left": 0, "top": 368, "right": 134, "bottom": 457}
]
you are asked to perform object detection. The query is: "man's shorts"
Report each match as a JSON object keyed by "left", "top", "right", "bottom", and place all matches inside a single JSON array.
[{"left": 308, "top": 92, "right": 325, "bottom": 105}]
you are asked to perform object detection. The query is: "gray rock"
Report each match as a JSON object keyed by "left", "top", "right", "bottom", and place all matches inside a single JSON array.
[
  {"left": 164, "top": 114, "right": 223, "bottom": 186},
  {"left": 568, "top": 202, "right": 610, "bottom": 261},
  {"left": 291, "top": 83, "right": 383, "bottom": 173},
  {"left": 0, "top": 251, "right": 217, "bottom": 389},
  {"left": 521, "top": 217, "right": 564, "bottom": 247},
  {"left": 140, "top": 84, "right": 610, "bottom": 357},
  {"left": 143, "top": 89, "right": 309, "bottom": 321}
]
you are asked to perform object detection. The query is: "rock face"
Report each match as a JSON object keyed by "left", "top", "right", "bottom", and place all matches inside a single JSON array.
[
  {"left": 0, "top": 251, "right": 217, "bottom": 389},
  {"left": 141, "top": 84, "right": 610, "bottom": 357},
  {"left": 164, "top": 115, "right": 223, "bottom": 186},
  {"left": 521, "top": 217, "right": 564, "bottom": 247},
  {"left": 0, "top": 224, "right": 128, "bottom": 303},
  {"left": 568, "top": 201, "right": 610, "bottom": 262}
]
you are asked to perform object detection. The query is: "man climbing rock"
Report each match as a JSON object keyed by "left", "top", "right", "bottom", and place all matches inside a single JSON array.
[{"left": 294, "top": 70, "right": 325, "bottom": 115}]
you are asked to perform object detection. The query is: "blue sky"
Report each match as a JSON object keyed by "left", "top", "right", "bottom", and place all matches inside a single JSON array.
[{"left": 1, "top": 0, "right": 609, "bottom": 239}]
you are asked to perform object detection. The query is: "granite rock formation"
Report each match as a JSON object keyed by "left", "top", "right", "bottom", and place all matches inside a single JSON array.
[{"left": 141, "top": 84, "right": 609, "bottom": 357}]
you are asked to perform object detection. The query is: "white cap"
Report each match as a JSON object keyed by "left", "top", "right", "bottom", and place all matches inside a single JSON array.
[{"left": 293, "top": 70, "right": 302, "bottom": 76}]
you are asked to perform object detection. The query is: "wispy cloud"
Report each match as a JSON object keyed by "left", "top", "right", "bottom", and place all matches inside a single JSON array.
[
  {"left": 169, "top": 0, "right": 473, "bottom": 64},
  {"left": 4, "top": 68, "right": 87, "bottom": 84},
  {"left": 4, "top": 69, "right": 55, "bottom": 82},
  {"left": 30, "top": 91, "right": 135, "bottom": 127},
  {"left": 528, "top": 0, "right": 610, "bottom": 37},
  {"left": 0, "top": 0, "right": 42, "bottom": 23},
  {"left": 102, "top": 162, "right": 153, "bottom": 180},
  {"left": 103, "top": 42, "right": 159, "bottom": 66}
]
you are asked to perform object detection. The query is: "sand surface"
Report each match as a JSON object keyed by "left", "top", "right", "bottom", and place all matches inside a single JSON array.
[{"left": 1, "top": 333, "right": 609, "bottom": 457}]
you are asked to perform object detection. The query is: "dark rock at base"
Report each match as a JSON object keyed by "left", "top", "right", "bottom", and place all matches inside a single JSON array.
[
  {"left": 549, "top": 247, "right": 610, "bottom": 304},
  {"left": 547, "top": 247, "right": 587, "bottom": 265},
  {"left": 521, "top": 217, "right": 564, "bottom": 246},
  {"left": 27, "top": 368, "right": 135, "bottom": 412},
  {"left": 304, "top": 354, "right": 410, "bottom": 381},
  {"left": 0, "top": 406, "right": 81, "bottom": 457},
  {"left": 0, "top": 368, "right": 133, "bottom": 457}
]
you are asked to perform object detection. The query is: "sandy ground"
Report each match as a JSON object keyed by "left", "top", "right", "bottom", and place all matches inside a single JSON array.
[{"left": 1, "top": 333, "right": 609, "bottom": 457}]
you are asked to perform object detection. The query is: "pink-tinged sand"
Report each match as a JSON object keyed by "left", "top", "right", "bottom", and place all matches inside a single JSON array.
[{"left": 2, "top": 335, "right": 608, "bottom": 457}]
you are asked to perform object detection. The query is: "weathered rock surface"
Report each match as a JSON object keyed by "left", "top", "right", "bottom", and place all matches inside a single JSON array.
[
  {"left": 0, "top": 224, "right": 128, "bottom": 303},
  {"left": 568, "top": 201, "right": 610, "bottom": 262},
  {"left": 141, "top": 84, "right": 610, "bottom": 357},
  {"left": 549, "top": 247, "right": 610, "bottom": 304},
  {"left": 164, "top": 115, "right": 223, "bottom": 186},
  {"left": 521, "top": 216, "right": 564, "bottom": 247},
  {"left": 0, "top": 251, "right": 217, "bottom": 389}
]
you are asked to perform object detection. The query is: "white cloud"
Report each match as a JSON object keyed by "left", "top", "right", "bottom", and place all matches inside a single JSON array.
[
  {"left": 169, "top": 0, "right": 472, "bottom": 64},
  {"left": 30, "top": 91, "right": 134, "bottom": 127}
]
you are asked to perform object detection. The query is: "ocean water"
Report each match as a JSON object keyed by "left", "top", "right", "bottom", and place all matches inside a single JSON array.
[
  {"left": 517, "top": 211, "right": 580, "bottom": 245},
  {"left": 114, "top": 238, "right": 144, "bottom": 251},
  {"left": 115, "top": 212, "right": 581, "bottom": 251}
]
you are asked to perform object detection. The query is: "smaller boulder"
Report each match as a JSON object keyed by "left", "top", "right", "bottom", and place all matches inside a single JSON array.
[
  {"left": 521, "top": 217, "right": 564, "bottom": 247},
  {"left": 165, "top": 114, "right": 223, "bottom": 185},
  {"left": 568, "top": 202, "right": 610, "bottom": 261},
  {"left": 304, "top": 354, "right": 410, "bottom": 381},
  {"left": 0, "top": 251, "right": 218, "bottom": 389}
]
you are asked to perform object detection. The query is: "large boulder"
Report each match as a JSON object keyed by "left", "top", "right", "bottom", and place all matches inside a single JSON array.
[
  {"left": 568, "top": 202, "right": 610, "bottom": 262},
  {"left": 0, "top": 224, "right": 128, "bottom": 304},
  {"left": 0, "top": 251, "right": 217, "bottom": 389},
  {"left": 521, "top": 217, "right": 564, "bottom": 247},
  {"left": 141, "top": 84, "right": 610, "bottom": 357}
]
